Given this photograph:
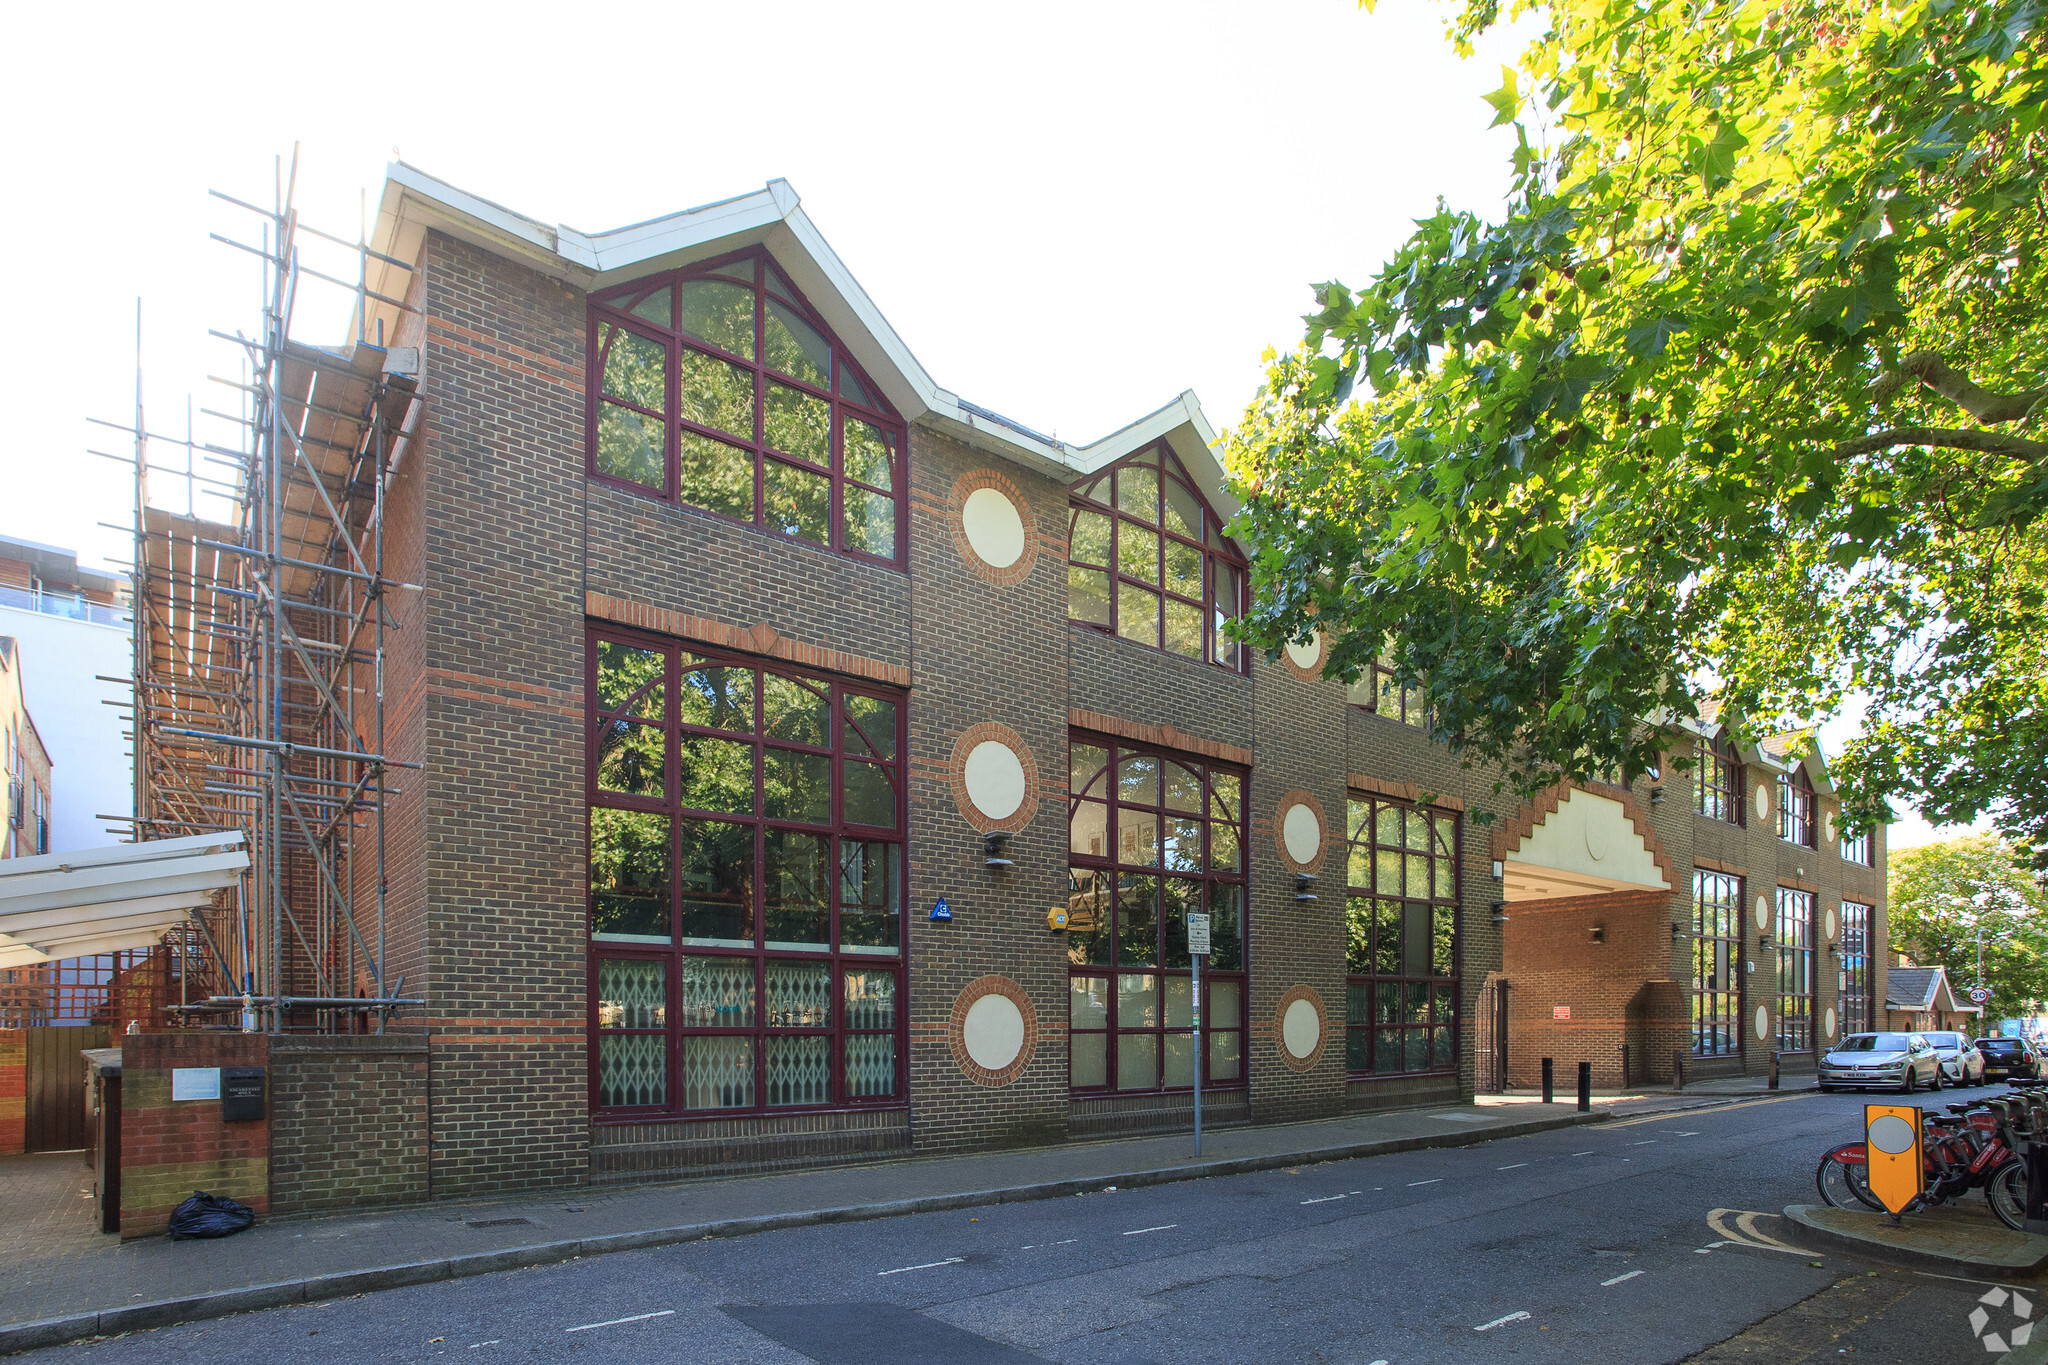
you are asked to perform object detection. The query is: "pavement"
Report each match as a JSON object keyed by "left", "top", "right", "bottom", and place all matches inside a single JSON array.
[
  {"left": 1786, "top": 1200, "right": 2048, "bottom": 1278},
  {"left": 3, "top": 1085, "right": 2013, "bottom": 1364}
]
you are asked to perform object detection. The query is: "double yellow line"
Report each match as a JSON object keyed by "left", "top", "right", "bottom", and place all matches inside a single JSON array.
[{"left": 1601, "top": 1092, "right": 1824, "bottom": 1128}]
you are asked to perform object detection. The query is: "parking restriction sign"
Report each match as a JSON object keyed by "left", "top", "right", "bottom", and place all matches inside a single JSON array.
[{"left": 1186, "top": 913, "right": 1211, "bottom": 955}]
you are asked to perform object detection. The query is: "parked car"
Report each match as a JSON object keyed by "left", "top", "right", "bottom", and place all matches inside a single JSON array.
[
  {"left": 1976, "top": 1036, "right": 2043, "bottom": 1082},
  {"left": 1817, "top": 1032, "right": 1944, "bottom": 1092},
  {"left": 1924, "top": 1031, "right": 1986, "bottom": 1086}
]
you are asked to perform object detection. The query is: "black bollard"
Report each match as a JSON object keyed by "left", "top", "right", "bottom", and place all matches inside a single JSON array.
[
  {"left": 1769, "top": 1050, "right": 1780, "bottom": 1090},
  {"left": 1577, "top": 1061, "right": 1592, "bottom": 1112},
  {"left": 1542, "top": 1057, "right": 1554, "bottom": 1104},
  {"left": 1673, "top": 1049, "right": 1686, "bottom": 1093}
]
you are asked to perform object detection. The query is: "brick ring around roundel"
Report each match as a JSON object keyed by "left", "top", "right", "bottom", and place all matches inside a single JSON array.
[
  {"left": 1274, "top": 984, "right": 1328, "bottom": 1072},
  {"left": 1273, "top": 790, "right": 1329, "bottom": 874},
  {"left": 949, "top": 469, "right": 1039, "bottom": 588},
  {"left": 950, "top": 975, "right": 1037, "bottom": 1087},
  {"left": 1279, "top": 631, "right": 1327, "bottom": 683},
  {"left": 950, "top": 721, "right": 1039, "bottom": 834}
]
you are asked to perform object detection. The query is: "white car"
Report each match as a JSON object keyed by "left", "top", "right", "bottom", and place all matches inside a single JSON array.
[
  {"left": 1923, "top": 1031, "right": 1986, "bottom": 1086},
  {"left": 1817, "top": 1032, "right": 1944, "bottom": 1092}
]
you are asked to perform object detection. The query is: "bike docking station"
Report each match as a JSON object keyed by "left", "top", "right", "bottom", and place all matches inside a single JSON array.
[{"left": 1864, "top": 1103, "right": 1923, "bottom": 1226}]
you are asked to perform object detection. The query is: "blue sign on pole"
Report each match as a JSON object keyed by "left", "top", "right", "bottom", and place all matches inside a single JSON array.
[{"left": 930, "top": 897, "right": 952, "bottom": 922}]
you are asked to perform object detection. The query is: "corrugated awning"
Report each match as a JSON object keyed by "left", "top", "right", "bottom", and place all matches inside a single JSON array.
[{"left": 0, "top": 831, "right": 247, "bottom": 969}]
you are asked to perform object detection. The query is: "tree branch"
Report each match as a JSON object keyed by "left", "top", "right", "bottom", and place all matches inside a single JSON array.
[
  {"left": 1835, "top": 426, "right": 2048, "bottom": 462},
  {"left": 1876, "top": 352, "right": 2048, "bottom": 425}
]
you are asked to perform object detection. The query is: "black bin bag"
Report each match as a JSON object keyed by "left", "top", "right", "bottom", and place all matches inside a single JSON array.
[{"left": 167, "top": 1190, "right": 256, "bottom": 1240}]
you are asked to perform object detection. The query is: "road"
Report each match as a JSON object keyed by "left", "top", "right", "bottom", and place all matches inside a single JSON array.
[{"left": 27, "top": 1090, "right": 2027, "bottom": 1363}]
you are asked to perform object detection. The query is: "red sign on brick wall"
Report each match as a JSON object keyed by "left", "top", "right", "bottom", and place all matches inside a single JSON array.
[{"left": 1553, "top": 1006, "right": 1571, "bottom": 1020}]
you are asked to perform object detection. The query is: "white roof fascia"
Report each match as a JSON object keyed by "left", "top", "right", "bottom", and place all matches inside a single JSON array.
[
  {"left": 0, "top": 928, "right": 190, "bottom": 970},
  {"left": 0, "top": 851, "right": 247, "bottom": 918},
  {"left": 0, "top": 828, "right": 242, "bottom": 879},
  {"left": 1063, "top": 392, "right": 1240, "bottom": 520},
  {"left": 0, "top": 891, "right": 218, "bottom": 937}
]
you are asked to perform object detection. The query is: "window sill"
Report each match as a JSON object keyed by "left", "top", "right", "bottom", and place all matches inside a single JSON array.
[{"left": 593, "top": 1099, "right": 909, "bottom": 1125}]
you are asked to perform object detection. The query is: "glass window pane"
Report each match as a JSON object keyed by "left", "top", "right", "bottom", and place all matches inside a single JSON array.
[
  {"left": 764, "top": 299, "right": 830, "bottom": 387},
  {"left": 764, "top": 748, "right": 832, "bottom": 824},
  {"left": 677, "top": 818, "right": 753, "bottom": 946},
  {"left": 1433, "top": 905, "right": 1455, "bottom": 976},
  {"left": 764, "top": 458, "right": 831, "bottom": 543},
  {"left": 765, "top": 960, "right": 833, "bottom": 1027},
  {"left": 1208, "top": 884, "right": 1244, "bottom": 970},
  {"left": 1117, "top": 466, "right": 1157, "bottom": 521},
  {"left": 597, "top": 958, "right": 667, "bottom": 1029},
  {"left": 1406, "top": 980, "right": 1430, "bottom": 1024},
  {"left": 1118, "top": 521, "right": 1159, "bottom": 580},
  {"left": 1211, "top": 564, "right": 1240, "bottom": 668},
  {"left": 1071, "top": 799, "right": 1108, "bottom": 858},
  {"left": 1374, "top": 901, "right": 1402, "bottom": 976},
  {"left": 1117, "top": 755, "right": 1160, "bottom": 806},
  {"left": 590, "top": 809, "right": 671, "bottom": 940},
  {"left": 1346, "top": 896, "right": 1373, "bottom": 975},
  {"left": 598, "top": 1033, "right": 666, "bottom": 1108},
  {"left": 628, "top": 286, "right": 672, "bottom": 328},
  {"left": 677, "top": 348, "right": 755, "bottom": 441},
  {"left": 843, "top": 417, "right": 894, "bottom": 488},
  {"left": 843, "top": 760, "right": 895, "bottom": 829},
  {"left": 1163, "top": 1033, "right": 1196, "bottom": 1087},
  {"left": 844, "top": 968, "right": 898, "bottom": 1028},
  {"left": 1404, "top": 905, "right": 1432, "bottom": 977},
  {"left": 1071, "top": 975, "right": 1109, "bottom": 1030},
  {"left": 837, "top": 363, "right": 873, "bottom": 407},
  {"left": 1068, "top": 566, "right": 1112, "bottom": 626},
  {"left": 1119, "top": 806, "right": 1160, "bottom": 866},
  {"left": 763, "top": 675, "right": 831, "bottom": 746},
  {"left": 677, "top": 431, "right": 755, "bottom": 521},
  {"left": 1162, "top": 818, "right": 1202, "bottom": 874},
  {"left": 1163, "top": 477, "right": 1201, "bottom": 539},
  {"left": 1118, "top": 1032, "right": 1158, "bottom": 1090},
  {"left": 1162, "top": 763, "right": 1202, "bottom": 813},
  {"left": 1405, "top": 1029, "right": 1430, "bottom": 1071},
  {"left": 1209, "top": 980, "right": 1242, "bottom": 1030},
  {"left": 1346, "top": 1028, "right": 1373, "bottom": 1072},
  {"left": 1164, "top": 975, "right": 1194, "bottom": 1028},
  {"left": 843, "top": 693, "right": 896, "bottom": 757},
  {"left": 1072, "top": 1032, "right": 1108, "bottom": 1087},
  {"left": 1407, "top": 853, "right": 1432, "bottom": 898},
  {"left": 1071, "top": 742, "right": 1109, "bottom": 797},
  {"left": 838, "top": 839, "right": 901, "bottom": 952},
  {"left": 1071, "top": 508, "right": 1111, "bottom": 566},
  {"left": 1116, "top": 875, "right": 1159, "bottom": 965},
  {"left": 601, "top": 326, "right": 666, "bottom": 409},
  {"left": 678, "top": 662, "right": 754, "bottom": 733},
  {"left": 844, "top": 1032, "right": 896, "bottom": 1098},
  {"left": 844, "top": 487, "right": 896, "bottom": 558},
  {"left": 1432, "top": 1025, "right": 1452, "bottom": 1066},
  {"left": 676, "top": 279, "right": 755, "bottom": 358},
  {"left": 1209, "top": 1030, "right": 1241, "bottom": 1081},
  {"left": 1163, "top": 598, "right": 1203, "bottom": 657},
  {"left": 597, "top": 643, "right": 665, "bottom": 716},
  {"left": 597, "top": 403, "right": 664, "bottom": 489},
  {"left": 1374, "top": 981, "right": 1401, "bottom": 1024},
  {"left": 1376, "top": 1028, "right": 1404, "bottom": 1073},
  {"left": 764, "top": 829, "right": 830, "bottom": 947},
  {"left": 1161, "top": 878, "right": 1197, "bottom": 967},
  {"left": 1209, "top": 822, "right": 1240, "bottom": 874},
  {"left": 678, "top": 733, "right": 755, "bottom": 815},
  {"left": 1164, "top": 538, "right": 1202, "bottom": 598},
  {"left": 679, "top": 954, "right": 756, "bottom": 1027},
  {"left": 1210, "top": 772, "right": 1241, "bottom": 820},
  {"left": 765, "top": 382, "right": 831, "bottom": 466},
  {"left": 595, "top": 719, "right": 664, "bottom": 797},
  {"left": 681, "top": 1036, "right": 755, "bottom": 1109},
  {"left": 1375, "top": 849, "right": 1403, "bottom": 895},
  {"left": 1067, "top": 867, "right": 1113, "bottom": 966}
]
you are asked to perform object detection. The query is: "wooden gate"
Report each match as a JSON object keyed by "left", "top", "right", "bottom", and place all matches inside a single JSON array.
[
  {"left": 1474, "top": 976, "right": 1509, "bottom": 1094},
  {"left": 26, "top": 1025, "right": 110, "bottom": 1152}
]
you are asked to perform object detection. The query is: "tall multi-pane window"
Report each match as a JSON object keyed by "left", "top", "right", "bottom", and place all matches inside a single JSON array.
[
  {"left": 1777, "top": 766, "right": 1816, "bottom": 847},
  {"left": 1695, "top": 737, "right": 1743, "bottom": 825},
  {"left": 1775, "top": 887, "right": 1818, "bottom": 1051},
  {"left": 1067, "top": 444, "right": 1249, "bottom": 670},
  {"left": 1347, "top": 660, "right": 1427, "bottom": 728},
  {"left": 587, "top": 629, "right": 906, "bottom": 1117},
  {"left": 587, "top": 251, "right": 905, "bottom": 566},
  {"left": 1343, "top": 796, "right": 1459, "bottom": 1074},
  {"left": 1840, "top": 901, "right": 1874, "bottom": 1035},
  {"left": 1840, "top": 827, "right": 1873, "bottom": 866},
  {"left": 1067, "top": 738, "right": 1248, "bottom": 1092},
  {"left": 1693, "top": 870, "right": 1743, "bottom": 1055}
]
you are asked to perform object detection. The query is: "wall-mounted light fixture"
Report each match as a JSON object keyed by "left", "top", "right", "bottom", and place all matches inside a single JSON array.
[
  {"left": 1294, "top": 872, "right": 1318, "bottom": 903},
  {"left": 1491, "top": 859, "right": 1504, "bottom": 881},
  {"left": 1758, "top": 932, "right": 1773, "bottom": 948},
  {"left": 1649, "top": 784, "right": 1666, "bottom": 806},
  {"left": 1670, "top": 921, "right": 1685, "bottom": 941},
  {"left": 1490, "top": 899, "right": 1510, "bottom": 924},
  {"left": 1826, "top": 941, "right": 1840, "bottom": 956},
  {"left": 1589, "top": 924, "right": 1606, "bottom": 944},
  {"left": 983, "top": 831, "right": 1014, "bottom": 869}
]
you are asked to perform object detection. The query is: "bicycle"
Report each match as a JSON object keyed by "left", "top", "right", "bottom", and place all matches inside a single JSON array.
[{"left": 1815, "top": 1093, "right": 2031, "bottom": 1229}]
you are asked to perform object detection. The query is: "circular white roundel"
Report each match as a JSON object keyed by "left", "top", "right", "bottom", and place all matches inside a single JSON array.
[
  {"left": 1754, "top": 783, "right": 1771, "bottom": 821},
  {"left": 961, "top": 487, "right": 1026, "bottom": 569},
  {"left": 1283, "top": 633, "right": 1324, "bottom": 673},
  {"left": 1282, "top": 803, "right": 1323, "bottom": 865},
  {"left": 1754, "top": 1006, "right": 1771, "bottom": 1041},
  {"left": 1825, "top": 1006, "right": 1837, "bottom": 1039},
  {"left": 1825, "top": 908, "right": 1838, "bottom": 940},
  {"left": 962, "top": 992, "right": 1026, "bottom": 1072},
  {"left": 962, "top": 740, "right": 1027, "bottom": 821},
  {"left": 1823, "top": 810, "right": 1836, "bottom": 845},
  {"left": 1755, "top": 894, "right": 1771, "bottom": 932},
  {"left": 1868, "top": 1113, "right": 1917, "bottom": 1156},
  {"left": 1282, "top": 998, "right": 1322, "bottom": 1059}
]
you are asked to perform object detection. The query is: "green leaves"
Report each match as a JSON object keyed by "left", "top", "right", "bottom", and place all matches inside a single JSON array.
[{"left": 1483, "top": 65, "right": 1521, "bottom": 127}]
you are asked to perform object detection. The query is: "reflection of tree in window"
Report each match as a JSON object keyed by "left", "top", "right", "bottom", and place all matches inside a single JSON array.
[{"left": 1343, "top": 796, "right": 1459, "bottom": 1075}]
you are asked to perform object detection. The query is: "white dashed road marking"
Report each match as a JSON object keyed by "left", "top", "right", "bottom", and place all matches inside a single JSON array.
[
  {"left": 1408, "top": 1179, "right": 1443, "bottom": 1187},
  {"left": 878, "top": 1258, "right": 965, "bottom": 1276},
  {"left": 567, "top": 1310, "right": 674, "bottom": 1332},
  {"left": 1123, "top": 1225, "right": 1177, "bottom": 1236},
  {"left": 1602, "top": 1270, "right": 1645, "bottom": 1286},
  {"left": 1475, "top": 1311, "right": 1532, "bottom": 1332},
  {"left": 1497, "top": 1163, "right": 1528, "bottom": 1170},
  {"left": 1301, "top": 1195, "right": 1347, "bottom": 1204}
]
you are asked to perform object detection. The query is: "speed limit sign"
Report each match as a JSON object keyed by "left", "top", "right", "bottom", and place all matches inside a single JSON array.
[{"left": 1969, "top": 986, "right": 1993, "bottom": 1004}]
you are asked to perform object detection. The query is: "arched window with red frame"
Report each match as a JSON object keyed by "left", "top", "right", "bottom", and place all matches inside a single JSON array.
[{"left": 587, "top": 251, "right": 906, "bottom": 567}]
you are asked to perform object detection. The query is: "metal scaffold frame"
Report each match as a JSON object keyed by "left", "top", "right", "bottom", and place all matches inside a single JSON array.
[{"left": 97, "top": 149, "right": 427, "bottom": 1032}]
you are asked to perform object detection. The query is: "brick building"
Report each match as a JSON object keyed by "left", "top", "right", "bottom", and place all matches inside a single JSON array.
[
  {"left": 1, "top": 637, "right": 52, "bottom": 860},
  {"left": 133, "top": 166, "right": 1891, "bottom": 1200}
]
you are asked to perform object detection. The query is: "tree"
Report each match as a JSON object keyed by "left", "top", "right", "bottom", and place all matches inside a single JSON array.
[
  {"left": 1223, "top": 0, "right": 2048, "bottom": 856},
  {"left": 1889, "top": 835, "right": 2048, "bottom": 1018}
]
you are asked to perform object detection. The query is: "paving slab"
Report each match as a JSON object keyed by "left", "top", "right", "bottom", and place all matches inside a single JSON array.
[
  {"left": 1784, "top": 1201, "right": 2048, "bottom": 1278},
  {"left": 0, "top": 1100, "right": 1603, "bottom": 1356}
]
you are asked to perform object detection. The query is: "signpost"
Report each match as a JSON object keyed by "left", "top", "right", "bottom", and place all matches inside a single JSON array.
[
  {"left": 1864, "top": 1103, "right": 1923, "bottom": 1223},
  {"left": 1970, "top": 986, "right": 1993, "bottom": 1005},
  {"left": 1186, "top": 912, "right": 1210, "bottom": 1155}
]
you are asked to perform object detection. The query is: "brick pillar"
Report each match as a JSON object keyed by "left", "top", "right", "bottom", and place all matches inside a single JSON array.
[
  {"left": 0, "top": 1028, "right": 24, "bottom": 1155},
  {"left": 118, "top": 1033, "right": 270, "bottom": 1240}
]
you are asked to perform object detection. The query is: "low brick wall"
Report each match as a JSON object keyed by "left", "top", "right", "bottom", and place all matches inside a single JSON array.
[
  {"left": 270, "top": 1036, "right": 429, "bottom": 1214},
  {"left": 0, "top": 1028, "right": 23, "bottom": 1155},
  {"left": 119, "top": 1033, "right": 270, "bottom": 1240}
]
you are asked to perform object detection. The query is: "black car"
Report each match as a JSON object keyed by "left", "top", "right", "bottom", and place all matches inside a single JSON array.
[{"left": 1975, "top": 1036, "right": 2042, "bottom": 1081}]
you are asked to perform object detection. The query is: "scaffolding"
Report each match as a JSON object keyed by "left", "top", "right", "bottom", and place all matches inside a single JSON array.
[{"left": 98, "top": 150, "right": 426, "bottom": 1032}]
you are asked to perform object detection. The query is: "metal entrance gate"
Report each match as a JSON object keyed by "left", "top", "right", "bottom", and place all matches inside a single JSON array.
[
  {"left": 25, "top": 1026, "right": 110, "bottom": 1152},
  {"left": 1474, "top": 976, "right": 1509, "bottom": 1094}
]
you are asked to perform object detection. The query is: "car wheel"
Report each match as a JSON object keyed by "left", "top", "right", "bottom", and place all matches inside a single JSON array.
[
  {"left": 1930, "top": 1066, "right": 1944, "bottom": 1091},
  {"left": 1904, "top": 1068, "right": 1919, "bottom": 1094},
  {"left": 1819, "top": 1083, "right": 1837, "bottom": 1093}
]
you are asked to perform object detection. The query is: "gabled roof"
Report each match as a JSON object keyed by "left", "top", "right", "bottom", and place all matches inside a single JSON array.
[
  {"left": 1885, "top": 965, "right": 1978, "bottom": 1015},
  {"left": 365, "top": 166, "right": 1235, "bottom": 515},
  {"left": 1670, "top": 697, "right": 1836, "bottom": 795}
]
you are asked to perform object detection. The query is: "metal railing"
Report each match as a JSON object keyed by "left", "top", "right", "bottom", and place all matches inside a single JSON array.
[{"left": 0, "top": 583, "right": 131, "bottom": 627}]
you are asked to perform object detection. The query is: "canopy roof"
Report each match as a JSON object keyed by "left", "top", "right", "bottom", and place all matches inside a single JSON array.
[{"left": 0, "top": 831, "right": 246, "bottom": 969}]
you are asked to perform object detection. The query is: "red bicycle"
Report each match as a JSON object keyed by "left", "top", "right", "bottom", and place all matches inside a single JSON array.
[{"left": 1815, "top": 1098, "right": 2028, "bottom": 1229}]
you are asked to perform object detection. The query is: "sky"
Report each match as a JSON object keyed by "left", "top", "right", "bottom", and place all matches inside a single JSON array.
[{"left": 0, "top": 0, "right": 1984, "bottom": 849}]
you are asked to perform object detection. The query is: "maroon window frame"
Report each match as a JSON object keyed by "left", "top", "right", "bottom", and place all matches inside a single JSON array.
[
  {"left": 1839, "top": 901, "right": 1874, "bottom": 1036},
  {"left": 1840, "top": 826, "right": 1873, "bottom": 866},
  {"left": 586, "top": 250, "right": 908, "bottom": 570},
  {"left": 1066, "top": 734, "right": 1249, "bottom": 1093},
  {"left": 1695, "top": 737, "right": 1744, "bottom": 825},
  {"left": 1692, "top": 869, "right": 1743, "bottom": 1056},
  {"left": 1346, "top": 661, "right": 1427, "bottom": 727},
  {"left": 586, "top": 625, "right": 908, "bottom": 1120},
  {"left": 1343, "top": 795, "right": 1460, "bottom": 1076},
  {"left": 1067, "top": 443, "right": 1249, "bottom": 672},
  {"left": 1775, "top": 886, "right": 1817, "bottom": 1051},
  {"left": 1778, "top": 765, "right": 1816, "bottom": 848}
]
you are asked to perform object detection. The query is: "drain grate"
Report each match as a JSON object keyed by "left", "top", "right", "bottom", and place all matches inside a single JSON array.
[{"left": 465, "top": 1217, "right": 534, "bottom": 1228}]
